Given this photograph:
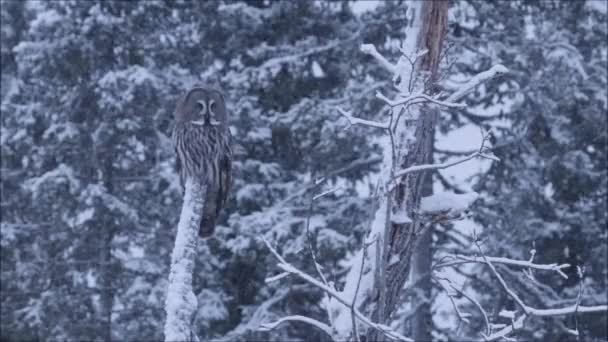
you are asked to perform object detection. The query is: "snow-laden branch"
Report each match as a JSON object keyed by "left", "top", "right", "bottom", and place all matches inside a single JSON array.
[
  {"left": 393, "top": 150, "right": 499, "bottom": 180},
  {"left": 482, "top": 301, "right": 608, "bottom": 342},
  {"left": 435, "top": 255, "right": 571, "bottom": 279},
  {"left": 259, "top": 315, "right": 333, "bottom": 337},
  {"left": 432, "top": 235, "right": 608, "bottom": 341},
  {"left": 420, "top": 191, "right": 479, "bottom": 216},
  {"left": 164, "top": 178, "right": 205, "bottom": 342},
  {"left": 482, "top": 314, "right": 527, "bottom": 341},
  {"left": 212, "top": 288, "right": 290, "bottom": 342},
  {"left": 336, "top": 107, "right": 389, "bottom": 130},
  {"left": 376, "top": 90, "right": 466, "bottom": 109},
  {"left": 391, "top": 128, "right": 498, "bottom": 186},
  {"left": 433, "top": 276, "right": 473, "bottom": 325},
  {"left": 256, "top": 30, "right": 361, "bottom": 71},
  {"left": 468, "top": 240, "right": 608, "bottom": 341},
  {"left": 528, "top": 304, "right": 608, "bottom": 316},
  {"left": 260, "top": 237, "right": 414, "bottom": 342},
  {"left": 313, "top": 185, "right": 344, "bottom": 201},
  {"left": 445, "top": 64, "right": 509, "bottom": 102},
  {"left": 448, "top": 283, "right": 491, "bottom": 336},
  {"left": 360, "top": 44, "right": 397, "bottom": 74}
]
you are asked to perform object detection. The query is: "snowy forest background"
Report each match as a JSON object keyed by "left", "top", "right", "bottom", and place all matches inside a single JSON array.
[{"left": 1, "top": 0, "right": 607, "bottom": 341}]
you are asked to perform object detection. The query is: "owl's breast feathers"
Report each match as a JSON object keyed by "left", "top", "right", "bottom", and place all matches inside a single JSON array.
[
  {"left": 172, "top": 122, "right": 232, "bottom": 186},
  {"left": 172, "top": 122, "right": 233, "bottom": 237}
]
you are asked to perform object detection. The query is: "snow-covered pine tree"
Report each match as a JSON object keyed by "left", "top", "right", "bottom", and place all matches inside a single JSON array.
[
  {"left": 2, "top": 1, "right": 605, "bottom": 341},
  {"left": 1, "top": 1, "right": 408, "bottom": 341},
  {"left": 188, "top": 2, "right": 414, "bottom": 340},
  {"left": 1, "top": 1, "right": 206, "bottom": 340},
  {"left": 433, "top": 1, "right": 608, "bottom": 340}
]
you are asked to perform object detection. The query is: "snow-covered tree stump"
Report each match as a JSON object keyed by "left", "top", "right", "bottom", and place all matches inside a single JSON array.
[{"left": 164, "top": 178, "right": 205, "bottom": 342}]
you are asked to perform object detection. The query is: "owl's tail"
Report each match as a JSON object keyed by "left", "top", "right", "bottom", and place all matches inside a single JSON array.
[{"left": 199, "top": 214, "right": 216, "bottom": 238}]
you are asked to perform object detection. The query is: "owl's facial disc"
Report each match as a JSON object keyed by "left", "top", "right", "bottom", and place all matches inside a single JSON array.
[{"left": 208, "top": 99, "right": 221, "bottom": 126}]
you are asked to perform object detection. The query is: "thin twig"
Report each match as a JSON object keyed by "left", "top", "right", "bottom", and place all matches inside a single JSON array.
[
  {"left": 392, "top": 150, "right": 499, "bottom": 180},
  {"left": 448, "top": 283, "right": 491, "bottom": 336},
  {"left": 360, "top": 44, "right": 397, "bottom": 74},
  {"left": 336, "top": 107, "right": 390, "bottom": 130},
  {"left": 433, "top": 276, "right": 471, "bottom": 325},
  {"left": 259, "top": 315, "right": 333, "bottom": 337},
  {"left": 435, "top": 254, "right": 571, "bottom": 279},
  {"left": 261, "top": 237, "right": 414, "bottom": 342},
  {"left": 351, "top": 240, "right": 370, "bottom": 342},
  {"left": 376, "top": 91, "right": 465, "bottom": 109}
]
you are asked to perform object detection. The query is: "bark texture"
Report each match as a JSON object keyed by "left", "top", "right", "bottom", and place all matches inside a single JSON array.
[
  {"left": 410, "top": 115, "right": 436, "bottom": 342},
  {"left": 410, "top": 3, "right": 448, "bottom": 339},
  {"left": 366, "top": 2, "right": 448, "bottom": 341},
  {"left": 164, "top": 178, "right": 205, "bottom": 342}
]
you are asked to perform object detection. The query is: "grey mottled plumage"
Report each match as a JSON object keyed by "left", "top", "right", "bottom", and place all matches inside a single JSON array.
[{"left": 172, "top": 87, "right": 232, "bottom": 238}]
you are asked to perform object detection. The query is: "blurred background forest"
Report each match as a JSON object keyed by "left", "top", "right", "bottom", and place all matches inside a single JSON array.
[{"left": 1, "top": 0, "right": 606, "bottom": 341}]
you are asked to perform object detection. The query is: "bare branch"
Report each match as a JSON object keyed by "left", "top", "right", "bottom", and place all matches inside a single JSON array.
[
  {"left": 351, "top": 242, "right": 368, "bottom": 342},
  {"left": 260, "top": 237, "right": 414, "bottom": 342},
  {"left": 393, "top": 150, "right": 499, "bottom": 180},
  {"left": 435, "top": 255, "right": 571, "bottom": 279},
  {"left": 445, "top": 64, "right": 509, "bottom": 102},
  {"left": 360, "top": 44, "right": 397, "bottom": 74},
  {"left": 449, "top": 283, "right": 491, "bottom": 336},
  {"left": 313, "top": 186, "right": 343, "bottom": 201},
  {"left": 433, "top": 276, "right": 472, "bottom": 325},
  {"left": 468, "top": 240, "right": 608, "bottom": 340},
  {"left": 265, "top": 271, "right": 291, "bottom": 283},
  {"left": 336, "top": 107, "right": 390, "bottom": 130},
  {"left": 482, "top": 314, "right": 527, "bottom": 341},
  {"left": 376, "top": 91, "right": 466, "bottom": 109},
  {"left": 255, "top": 30, "right": 361, "bottom": 71},
  {"left": 259, "top": 315, "right": 333, "bottom": 337},
  {"left": 474, "top": 240, "right": 532, "bottom": 314}
]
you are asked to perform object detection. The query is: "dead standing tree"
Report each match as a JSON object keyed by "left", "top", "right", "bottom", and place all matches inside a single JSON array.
[
  {"left": 259, "top": 1, "right": 607, "bottom": 341},
  {"left": 164, "top": 178, "right": 206, "bottom": 342},
  {"left": 264, "top": 1, "right": 467, "bottom": 340},
  {"left": 372, "top": 2, "right": 448, "bottom": 341}
]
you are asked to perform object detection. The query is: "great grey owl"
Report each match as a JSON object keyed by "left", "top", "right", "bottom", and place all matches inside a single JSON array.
[{"left": 172, "top": 87, "right": 232, "bottom": 238}]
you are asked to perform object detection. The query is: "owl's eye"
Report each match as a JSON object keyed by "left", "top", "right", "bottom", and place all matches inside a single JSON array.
[
  {"left": 208, "top": 100, "right": 216, "bottom": 115},
  {"left": 196, "top": 100, "right": 207, "bottom": 114}
]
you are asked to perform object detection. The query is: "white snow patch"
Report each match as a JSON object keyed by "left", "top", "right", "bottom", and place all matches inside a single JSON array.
[
  {"left": 311, "top": 61, "right": 326, "bottom": 78},
  {"left": 24, "top": 164, "right": 80, "bottom": 198},
  {"left": 75, "top": 208, "right": 95, "bottom": 226},
  {"left": 197, "top": 289, "right": 229, "bottom": 321},
  {"left": 30, "top": 9, "right": 62, "bottom": 31},
  {"left": 420, "top": 191, "right": 478, "bottom": 214},
  {"left": 543, "top": 183, "right": 555, "bottom": 200},
  {"left": 391, "top": 211, "right": 412, "bottom": 224}
]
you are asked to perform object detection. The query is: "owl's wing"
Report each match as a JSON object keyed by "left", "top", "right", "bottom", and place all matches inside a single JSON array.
[
  {"left": 217, "top": 135, "right": 232, "bottom": 216},
  {"left": 200, "top": 134, "right": 232, "bottom": 238},
  {"left": 172, "top": 127, "right": 185, "bottom": 194},
  {"left": 175, "top": 148, "right": 185, "bottom": 195}
]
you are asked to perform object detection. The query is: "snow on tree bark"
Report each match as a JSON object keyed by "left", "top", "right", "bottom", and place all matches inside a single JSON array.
[
  {"left": 323, "top": 2, "right": 451, "bottom": 340},
  {"left": 164, "top": 178, "right": 205, "bottom": 342},
  {"left": 372, "top": 2, "right": 447, "bottom": 341}
]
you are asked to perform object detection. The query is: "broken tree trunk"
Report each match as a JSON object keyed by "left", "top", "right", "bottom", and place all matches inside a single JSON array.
[
  {"left": 366, "top": 1, "right": 448, "bottom": 341},
  {"left": 164, "top": 178, "right": 205, "bottom": 342}
]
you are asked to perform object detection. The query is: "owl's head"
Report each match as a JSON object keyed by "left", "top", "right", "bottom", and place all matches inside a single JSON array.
[{"left": 174, "top": 87, "right": 227, "bottom": 127}]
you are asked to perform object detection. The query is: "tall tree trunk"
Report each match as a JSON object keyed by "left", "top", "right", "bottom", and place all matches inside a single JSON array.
[
  {"left": 100, "top": 226, "right": 115, "bottom": 342},
  {"left": 164, "top": 178, "right": 205, "bottom": 342},
  {"left": 366, "top": 1, "right": 447, "bottom": 341},
  {"left": 99, "top": 144, "right": 116, "bottom": 341},
  {"left": 411, "top": 121, "right": 436, "bottom": 342}
]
